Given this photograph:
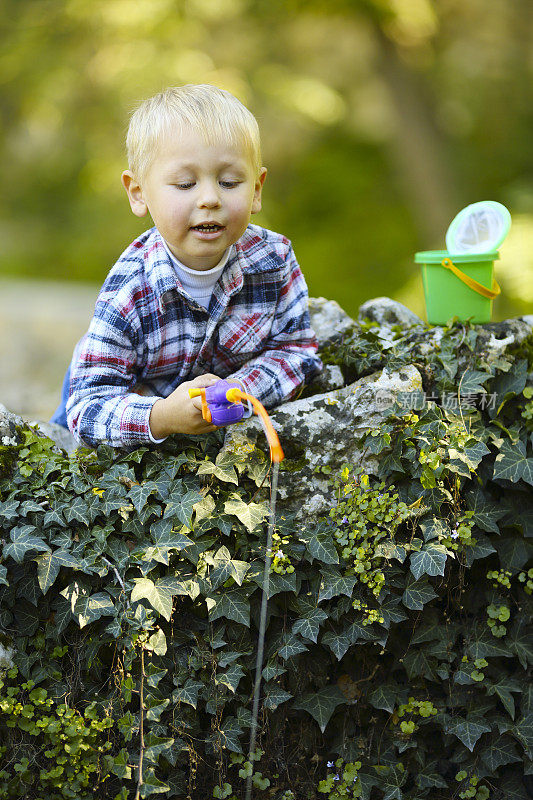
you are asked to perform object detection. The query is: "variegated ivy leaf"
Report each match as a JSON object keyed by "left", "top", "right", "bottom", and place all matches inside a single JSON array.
[
  {"left": 223, "top": 494, "right": 268, "bottom": 532},
  {"left": 164, "top": 488, "right": 203, "bottom": 528},
  {"left": 303, "top": 528, "right": 339, "bottom": 565},
  {"left": 409, "top": 542, "right": 448, "bottom": 580},
  {"left": 73, "top": 592, "right": 115, "bottom": 628},
  {"left": 131, "top": 577, "right": 186, "bottom": 621},
  {"left": 205, "top": 587, "right": 250, "bottom": 627},
  {"left": 34, "top": 550, "right": 80, "bottom": 594},
  {"left": 317, "top": 566, "right": 357, "bottom": 603},
  {"left": 493, "top": 439, "right": 533, "bottom": 486},
  {"left": 291, "top": 607, "right": 328, "bottom": 643},
  {"left": 3, "top": 525, "right": 50, "bottom": 563},
  {"left": 209, "top": 546, "right": 250, "bottom": 589},
  {"left": 174, "top": 680, "right": 204, "bottom": 710}
]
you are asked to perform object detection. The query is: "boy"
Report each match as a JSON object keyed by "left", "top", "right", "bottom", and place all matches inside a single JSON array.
[{"left": 53, "top": 84, "right": 322, "bottom": 448}]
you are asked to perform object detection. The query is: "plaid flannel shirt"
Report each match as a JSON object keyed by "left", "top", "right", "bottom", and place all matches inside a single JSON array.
[{"left": 66, "top": 224, "right": 322, "bottom": 448}]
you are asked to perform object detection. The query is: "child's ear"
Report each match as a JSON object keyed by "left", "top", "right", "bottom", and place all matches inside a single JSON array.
[
  {"left": 251, "top": 167, "right": 267, "bottom": 215},
  {"left": 121, "top": 171, "right": 148, "bottom": 217}
]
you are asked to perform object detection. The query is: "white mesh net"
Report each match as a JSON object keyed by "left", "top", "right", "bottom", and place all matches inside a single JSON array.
[{"left": 446, "top": 203, "right": 509, "bottom": 254}]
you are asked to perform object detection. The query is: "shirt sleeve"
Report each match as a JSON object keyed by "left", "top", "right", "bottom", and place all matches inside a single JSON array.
[
  {"left": 229, "top": 244, "right": 322, "bottom": 408},
  {"left": 66, "top": 296, "right": 160, "bottom": 448}
]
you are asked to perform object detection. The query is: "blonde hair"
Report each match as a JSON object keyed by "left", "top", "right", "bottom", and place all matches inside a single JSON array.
[{"left": 125, "top": 84, "right": 262, "bottom": 181}]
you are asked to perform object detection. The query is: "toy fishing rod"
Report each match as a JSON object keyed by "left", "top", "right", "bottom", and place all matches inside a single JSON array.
[
  {"left": 189, "top": 379, "right": 284, "bottom": 463},
  {"left": 189, "top": 380, "right": 284, "bottom": 798}
]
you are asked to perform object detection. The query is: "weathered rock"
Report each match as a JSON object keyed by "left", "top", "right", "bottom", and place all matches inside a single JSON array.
[
  {"left": 308, "top": 297, "right": 355, "bottom": 347},
  {"left": 308, "top": 364, "right": 345, "bottom": 393},
  {"left": 222, "top": 364, "right": 423, "bottom": 522},
  {"left": 0, "top": 404, "right": 78, "bottom": 454},
  {"left": 358, "top": 297, "right": 424, "bottom": 328},
  {"left": 0, "top": 404, "right": 24, "bottom": 444},
  {"left": 32, "top": 420, "right": 79, "bottom": 454}
]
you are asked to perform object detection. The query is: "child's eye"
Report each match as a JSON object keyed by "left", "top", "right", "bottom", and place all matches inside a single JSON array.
[
  {"left": 175, "top": 182, "right": 195, "bottom": 190},
  {"left": 220, "top": 180, "right": 240, "bottom": 188}
]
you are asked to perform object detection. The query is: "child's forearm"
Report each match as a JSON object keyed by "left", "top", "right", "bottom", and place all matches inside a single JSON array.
[{"left": 149, "top": 398, "right": 172, "bottom": 439}]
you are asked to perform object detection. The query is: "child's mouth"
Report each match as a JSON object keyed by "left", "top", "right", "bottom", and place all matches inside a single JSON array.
[{"left": 191, "top": 223, "right": 224, "bottom": 234}]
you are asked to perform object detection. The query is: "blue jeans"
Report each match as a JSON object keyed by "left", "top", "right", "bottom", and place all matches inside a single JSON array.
[{"left": 49, "top": 365, "right": 71, "bottom": 429}]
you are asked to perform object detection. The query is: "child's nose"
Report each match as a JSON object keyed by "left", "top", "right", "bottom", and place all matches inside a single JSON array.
[{"left": 197, "top": 180, "right": 221, "bottom": 208}]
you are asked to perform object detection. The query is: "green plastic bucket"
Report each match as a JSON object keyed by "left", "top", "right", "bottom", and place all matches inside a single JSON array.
[{"left": 414, "top": 249, "right": 500, "bottom": 324}]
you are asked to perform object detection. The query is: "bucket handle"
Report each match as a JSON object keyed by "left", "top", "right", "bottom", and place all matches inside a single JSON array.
[{"left": 441, "top": 257, "right": 501, "bottom": 299}]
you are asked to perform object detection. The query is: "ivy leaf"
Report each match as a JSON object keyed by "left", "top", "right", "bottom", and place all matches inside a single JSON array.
[
  {"left": 63, "top": 495, "right": 90, "bottom": 524},
  {"left": 138, "top": 767, "right": 170, "bottom": 797},
  {"left": 415, "top": 763, "right": 448, "bottom": 789},
  {"left": 446, "top": 715, "right": 491, "bottom": 751},
  {"left": 277, "top": 635, "right": 308, "bottom": 661},
  {"left": 73, "top": 592, "right": 115, "bottom": 628},
  {"left": 419, "top": 518, "right": 449, "bottom": 542},
  {"left": 402, "top": 575, "right": 438, "bottom": 610},
  {"left": 493, "top": 439, "right": 533, "bottom": 486},
  {"left": 374, "top": 541, "right": 407, "bottom": 562},
  {"left": 490, "top": 358, "right": 528, "bottom": 414},
  {"left": 34, "top": 550, "right": 80, "bottom": 594},
  {"left": 303, "top": 528, "right": 339, "bottom": 565},
  {"left": 292, "top": 607, "right": 328, "bottom": 643},
  {"left": 131, "top": 577, "right": 185, "bottom": 621},
  {"left": 266, "top": 570, "right": 299, "bottom": 598},
  {"left": 128, "top": 481, "right": 156, "bottom": 513},
  {"left": 463, "top": 533, "right": 496, "bottom": 567},
  {"left": 215, "top": 716, "right": 243, "bottom": 753},
  {"left": 487, "top": 678, "right": 522, "bottom": 720},
  {"left": 192, "top": 493, "right": 216, "bottom": 522},
  {"left": 0, "top": 497, "right": 20, "bottom": 521},
  {"left": 376, "top": 763, "right": 407, "bottom": 800},
  {"left": 13, "top": 599, "right": 40, "bottom": 636},
  {"left": 317, "top": 566, "right": 357, "bottom": 603},
  {"left": 368, "top": 685, "right": 398, "bottom": 714},
  {"left": 494, "top": 536, "right": 533, "bottom": 571},
  {"left": 409, "top": 542, "right": 447, "bottom": 580},
  {"left": 263, "top": 685, "right": 292, "bottom": 710},
  {"left": 215, "top": 663, "right": 245, "bottom": 694},
  {"left": 3, "top": 526, "right": 50, "bottom": 563},
  {"left": 0, "top": 565, "right": 8, "bottom": 587},
  {"left": 209, "top": 546, "right": 250, "bottom": 589},
  {"left": 466, "top": 487, "right": 506, "bottom": 533},
  {"left": 164, "top": 488, "right": 203, "bottom": 528},
  {"left": 172, "top": 680, "right": 204, "bottom": 709},
  {"left": 197, "top": 459, "right": 238, "bottom": 485},
  {"left": 293, "top": 685, "right": 345, "bottom": 733},
  {"left": 205, "top": 587, "right": 250, "bottom": 627},
  {"left": 52, "top": 596, "right": 72, "bottom": 635},
  {"left": 508, "top": 622, "right": 533, "bottom": 670},
  {"left": 458, "top": 369, "right": 492, "bottom": 395},
  {"left": 480, "top": 735, "right": 521, "bottom": 771},
  {"left": 224, "top": 495, "right": 268, "bottom": 532},
  {"left": 467, "top": 630, "right": 513, "bottom": 660},
  {"left": 321, "top": 629, "right": 352, "bottom": 661}
]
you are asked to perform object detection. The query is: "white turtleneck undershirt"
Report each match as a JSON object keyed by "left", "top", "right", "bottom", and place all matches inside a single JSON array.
[{"left": 162, "top": 240, "right": 231, "bottom": 309}]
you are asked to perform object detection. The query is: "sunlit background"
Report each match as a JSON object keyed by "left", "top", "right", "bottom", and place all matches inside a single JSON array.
[{"left": 1, "top": 0, "right": 532, "bottom": 420}]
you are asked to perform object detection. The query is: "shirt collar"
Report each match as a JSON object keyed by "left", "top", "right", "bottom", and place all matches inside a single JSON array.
[{"left": 143, "top": 228, "right": 245, "bottom": 313}]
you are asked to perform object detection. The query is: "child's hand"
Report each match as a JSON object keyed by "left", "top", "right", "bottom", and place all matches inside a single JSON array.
[{"left": 149, "top": 374, "right": 221, "bottom": 438}]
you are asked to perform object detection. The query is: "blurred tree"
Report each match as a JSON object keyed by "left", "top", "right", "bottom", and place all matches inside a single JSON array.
[{"left": 0, "top": 0, "right": 531, "bottom": 318}]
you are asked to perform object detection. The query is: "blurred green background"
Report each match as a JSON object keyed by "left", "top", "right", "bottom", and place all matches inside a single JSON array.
[{"left": 1, "top": 0, "right": 532, "bottom": 418}]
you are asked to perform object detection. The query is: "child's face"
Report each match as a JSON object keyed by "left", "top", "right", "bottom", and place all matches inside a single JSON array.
[{"left": 122, "top": 126, "right": 266, "bottom": 270}]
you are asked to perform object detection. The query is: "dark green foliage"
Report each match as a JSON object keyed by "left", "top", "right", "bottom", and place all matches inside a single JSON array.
[{"left": 0, "top": 319, "right": 532, "bottom": 799}]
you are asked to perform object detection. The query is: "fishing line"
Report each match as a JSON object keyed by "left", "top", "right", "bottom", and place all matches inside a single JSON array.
[{"left": 245, "top": 461, "right": 279, "bottom": 800}]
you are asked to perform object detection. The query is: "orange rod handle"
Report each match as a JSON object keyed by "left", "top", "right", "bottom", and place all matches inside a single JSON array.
[
  {"left": 225, "top": 388, "right": 284, "bottom": 463},
  {"left": 188, "top": 387, "right": 212, "bottom": 423}
]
